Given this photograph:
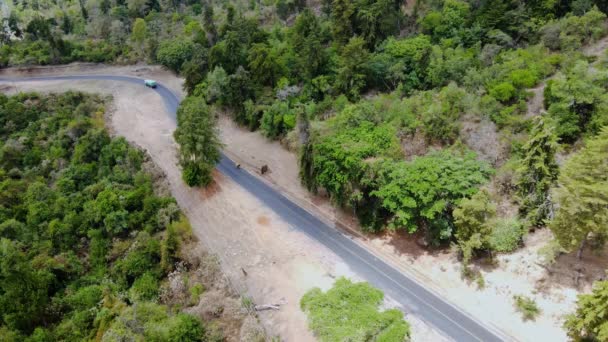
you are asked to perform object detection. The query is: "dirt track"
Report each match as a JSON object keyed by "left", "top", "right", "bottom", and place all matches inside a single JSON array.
[{"left": 0, "top": 63, "right": 445, "bottom": 341}]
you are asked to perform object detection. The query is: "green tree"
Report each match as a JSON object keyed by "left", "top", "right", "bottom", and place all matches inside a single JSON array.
[
  {"left": 453, "top": 189, "right": 496, "bottom": 264},
  {"left": 260, "top": 100, "right": 295, "bottom": 139},
  {"left": 335, "top": 36, "right": 369, "bottom": 100},
  {"left": 354, "top": 0, "right": 401, "bottom": 47},
  {"left": 0, "top": 239, "right": 54, "bottom": 333},
  {"left": 291, "top": 9, "right": 326, "bottom": 81},
  {"left": 202, "top": 66, "right": 229, "bottom": 103},
  {"left": 516, "top": 117, "right": 559, "bottom": 227},
  {"left": 248, "top": 42, "right": 284, "bottom": 87},
  {"left": 203, "top": 5, "right": 217, "bottom": 44},
  {"left": 301, "top": 277, "right": 410, "bottom": 342},
  {"left": 545, "top": 61, "right": 608, "bottom": 142},
  {"left": 565, "top": 279, "right": 608, "bottom": 341},
  {"left": 182, "top": 49, "right": 209, "bottom": 96},
  {"left": 131, "top": 18, "right": 147, "bottom": 44},
  {"left": 372, "top": 150, "right": 492, "bottom": 243},
  {"left": 156, "top": 39, "right": 195, "bottom": 73},
  {"left": 131, "top": 18, "right": 147, "bottom": 56},
  {"left": 173, "top": 96, "right": 222, "bottom": 187},
  {"left": 331, "top": 0, "right": 354, "bottom": 44},
  {"left": 549, "top": 127, "right": 608, "bottom": 258}
]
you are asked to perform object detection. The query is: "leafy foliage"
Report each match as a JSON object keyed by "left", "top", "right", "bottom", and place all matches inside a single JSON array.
[
  {"left": 516, "top": 117, "right": 559, "bottom": 226},
  {"left": 513, "top": 295, "right": 541, "bottom": 321},
  {"left": 489, "top": 218, "right": 525, "bottom": 253},
  {"left": 156, "top": 38, "right": 195, "bottom": 73},
  {"left": 300, "top": 277, "right": 410, "bottom": 342},
  {"left": 0, "top": 93, "right": 206, "bottom": 340},
  {"left": 174, "top": 96, "right": 222, "bottom": 187},
  {"left": 565, "top": 280, "right": 608, "bottom": 341},
  {"left": 372, "top": 150, "right": 492, "bottom": 243},
  {"left": 549, "top": 127, "right": 608, "bottom": 253},
  {"left": 541, "top": 7, "right": 607, "bottom": 51},
  {"left": 453, "top": 189, "right": 496, "bottom": 264},
  {"left": 545, "top": 60, "right": 608, "bottom": 142}
]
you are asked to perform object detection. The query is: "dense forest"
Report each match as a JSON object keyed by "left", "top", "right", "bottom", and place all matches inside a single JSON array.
[
  {"left": 0, "top": 92, "right": 221, "bottom": 341},
  {"left": 3, "top": 0, "right": 608, "bottom": 340}
]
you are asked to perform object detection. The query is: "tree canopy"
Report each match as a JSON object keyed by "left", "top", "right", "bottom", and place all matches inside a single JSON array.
[
  {"left": 0, "top": 92, "right": 209, "bottom": 341},
  {"left": 300, "top": 277, "right": 410, "bottom": 342},
  {"left": 549, "top": 127, "right": 608, "bottom": 255},
  {"left": 174, "top": 96, "right": 222, "bottom": 187}
]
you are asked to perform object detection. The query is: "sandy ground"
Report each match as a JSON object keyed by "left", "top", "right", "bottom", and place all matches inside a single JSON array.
[{"left": 0, "top": 63, "right": 445, "bottom": 341}]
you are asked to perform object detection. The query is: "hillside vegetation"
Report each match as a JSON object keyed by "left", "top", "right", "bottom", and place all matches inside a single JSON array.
[
  {"left": 3, "top": 0, "right": 608, "bottom": 340},
  {"left": 0, "top": 92, "right": 233, "bottom": 341}
]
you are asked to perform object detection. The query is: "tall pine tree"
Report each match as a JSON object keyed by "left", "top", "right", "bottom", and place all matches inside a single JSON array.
[
  {"left": 516, "top": 116, "right": 559, "bottom": 227},
  {"left": 173, "top": 96, "right": 222, "bottom": 187},
  {"left": 291, "top": 9, "right": 326, "bottom": 81},
  {"left": 331, "top": 0, "right": 354, "bottom": 45},
  {"left": 549, "top": 126, "right": 608, "bottom": 257}
]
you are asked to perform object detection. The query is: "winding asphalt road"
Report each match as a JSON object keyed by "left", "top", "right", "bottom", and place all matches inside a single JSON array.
[{"left": 1, "top": 75, "right": 506, "bottom": 342}]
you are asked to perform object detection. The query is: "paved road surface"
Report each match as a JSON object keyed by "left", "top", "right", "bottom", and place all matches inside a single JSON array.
[{"left": 1, "top": 75, "right": 506, "bottom": 342}]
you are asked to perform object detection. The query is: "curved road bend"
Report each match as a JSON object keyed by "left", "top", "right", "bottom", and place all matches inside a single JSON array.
[{"left": 1, "top": 75, "right": 506, "bottom": 342}]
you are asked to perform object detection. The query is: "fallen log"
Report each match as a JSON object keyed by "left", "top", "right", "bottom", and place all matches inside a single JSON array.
[
  {"left": 254, "top": 304, "right": 281, "bottom": 311},
  {"left": 254, "top": 299, "right": 287, "bottom": 311}
]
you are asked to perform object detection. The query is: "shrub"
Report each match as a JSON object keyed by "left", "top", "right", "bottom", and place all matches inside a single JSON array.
[
  {"left": 189, "top": 284, "right": 204, "bottom": 306},
  {"left": 156, "top": 39, "right": 195, "bottom": 73},
  {"left": 541, "top": 8, "right": 607, "bottom": 51},
  {"left": 453, "top": 189, "right": 496, "bottom": 264},
  {"left": 129, "top": 272, "right": 160, "bottom": 302},
  {"left": 489, "top": 218, "right": 525, "bottom": 253},
  {"left": 513, "top": 295, "right": 541, "bottom": 321},
  {"left": 104, "top": 303, "right": 205, "bottom": 341},
  {"left": 260, "top": 100, "right": 295, "bottom": 139},
  {"left": 564, "top": 280, "right": 608, "bottom": 341},
  {"left": 489, "top": 82, "right": 516, "bottom": 102},
  {"left": 300, "top": 278, "right": 410, "bottom": 342},
  {"left": 372, "top": 150, "right": 492, "bottom": 243},
  {"left": 166, "top": 313, "right": 205, "bottom": 342},
  {"left": 537, "top": 239, "right": 566, "bottom": 265}
]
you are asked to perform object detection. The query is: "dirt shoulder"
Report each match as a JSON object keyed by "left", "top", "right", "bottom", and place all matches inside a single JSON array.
[{"left": 0, "top": 64, "right": 445, "bottom": 341}]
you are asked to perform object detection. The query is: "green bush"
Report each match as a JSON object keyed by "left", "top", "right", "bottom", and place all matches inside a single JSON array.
[
  {"left": 156, "top": 39, "right": 195, "bottom": 73},
  {"left": 489, "top": 218, "right": 525, "bottom": 252},
  {"left": 564, "top": 280, "right": 608, "bottom": 341},
  {"left": 541, "top": 8, "right": 607, "bottom": 51},
  {"left": 104, "top": 302, "right": 205, "bottom": 341},
  {"left": 189, "top": 284, "right": 204, "bottom": 306},
  {"left": 513, "top": 295, "right": 541, "bottom": 321},
  {"left": 130, "top": 272, "right": 160, "bottom": 302},
  {"left": 489, "top": 82, "right": 516, "bottom": 102},
  {"left": 0, "top": 93, "right": 207, "bottom": 340},
  {"left": 372, "top": 150, "right": 492, "bottom": 243},
  {"left": 300, "top": 278, "right": 410, "bottom": 342},
  {"left": 260, "top": 100, "right": 295, "bottom": 139}
]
